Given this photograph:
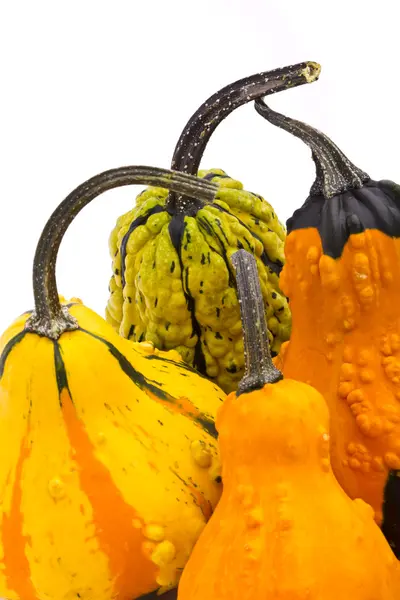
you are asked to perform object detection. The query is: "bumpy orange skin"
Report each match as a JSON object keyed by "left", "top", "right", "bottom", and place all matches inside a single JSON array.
[
  {"left": 277, "top": 228, "right": 400, "bottom": 523},
  {"left": 178, "top": 379, "right": 400, "bottom": 600}
]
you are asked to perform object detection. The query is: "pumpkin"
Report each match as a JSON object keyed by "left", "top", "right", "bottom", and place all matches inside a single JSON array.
[
  {"left": 177, "top": 249, "right": 400, "bottom": 600},
  {"left": 0, "top": 166, "right": 227, "bottom": 600},
  {"left": 106, "top": 61, "right": 321, "bottom": 393},
  {"left": 255, "top": 98, "right": 400, "bottom": 556}
]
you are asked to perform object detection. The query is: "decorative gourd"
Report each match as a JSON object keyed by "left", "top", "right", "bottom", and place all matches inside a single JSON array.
[
  {"left": 177, "top": 249, "right": 400, "bottom": 600},
  {"left": 255, "top": 98, "right": 400, "bottom": 556},
  {"left": 106, "top": 61, "right": 321, "bottom": 393},
  {"left": 0, "top": 166, "right": 226, "bottom": 600}
]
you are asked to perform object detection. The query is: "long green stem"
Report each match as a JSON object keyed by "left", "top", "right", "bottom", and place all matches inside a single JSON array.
[
  {"left": 231, "top": 249, "right": 282, "bottom": 396},
  {"left": 167, "top": 61, "right": 321, "bottom": 211},
  {"left": 25, "top": 167, "right": 218, "bottom": 340},
  {"left": 254, "top": 99, "right": 370, "bottom": 199}
]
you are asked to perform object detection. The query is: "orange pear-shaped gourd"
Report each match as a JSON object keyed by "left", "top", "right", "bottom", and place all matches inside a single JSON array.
[{"left": 178, "top": 249, "right": 400, "bottom": 600}]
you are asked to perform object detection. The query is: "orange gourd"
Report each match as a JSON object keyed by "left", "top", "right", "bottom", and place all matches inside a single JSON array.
[
  {"left": 178, "top": 249, "right": 400, "bottom": 600},
  {"left": 255, "top": 98, "right": 400, "bottom": 555}
]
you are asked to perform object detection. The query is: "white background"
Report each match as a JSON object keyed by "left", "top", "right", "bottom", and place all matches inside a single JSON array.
[{"left": 1, "top": 0, "right": 399, "bottom": 334}]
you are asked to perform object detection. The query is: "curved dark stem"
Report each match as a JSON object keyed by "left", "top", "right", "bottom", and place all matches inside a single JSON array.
[
  {"left": 167, "top": 60, "right": 321, "bottom": 211},
  {"left": 231, "top": 249, "right": 282, "bottom": 396},
  {"left": 25, "top": 167, "right": 218, "bottom": 340},
  {"left": 172, "top": 61, "right": 321, "bottom": 175},
  {"left": 254, "top": 99, "right": 370, "bottom": 199}
]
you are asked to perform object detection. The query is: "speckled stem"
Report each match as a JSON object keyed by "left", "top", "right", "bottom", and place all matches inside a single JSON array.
[
  {"left": 25, "top": 166, "right": 218, "bottom": 340},
  {"left": 167, "top": 61, "right": 321, "bottom": 211},
  {"left": 231, "top": 249, "right": 282, "bottom": 396},
  {"left": 254, "top": 99, "right": 370, "bottom": 199}
]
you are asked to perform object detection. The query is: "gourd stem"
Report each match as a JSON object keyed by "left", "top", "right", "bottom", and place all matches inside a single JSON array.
[
  {"left": 231, "top": 249, "right": 282, "bottom": 396},
  {"left": 167, "top": 61, "right": 321, "bottom": 211},
  {"left": 25, "top": 167, "right": 218, "bottom": 340},
  {"left": 254, "top": 99, "right": 370, "bottom": 199}
]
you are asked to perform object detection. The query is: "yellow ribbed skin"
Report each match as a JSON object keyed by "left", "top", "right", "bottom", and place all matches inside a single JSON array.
[
  {"left": 0, "top": 299, "right": 224, "bottom": 600},
  {"left": 107, "top": 169, "right": 290, "bottom": 393}
]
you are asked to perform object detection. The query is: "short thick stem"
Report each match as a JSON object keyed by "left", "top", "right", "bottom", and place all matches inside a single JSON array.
[
  {"left": 254, "top": 99, "right": 370, "bottom": 198},
  {"left": 231, "top": 249, "right": 282, "bottom": 396},
  {"left": 167, "top": 61, "right": 321, "bottom": 210},
  {"left": 25, "top": 167, "right": 218, "bottom": 339}
]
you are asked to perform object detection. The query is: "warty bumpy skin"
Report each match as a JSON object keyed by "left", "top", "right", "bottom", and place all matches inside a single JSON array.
[{"left": 106, "top": 169, "right": 291, "bottom": 393}]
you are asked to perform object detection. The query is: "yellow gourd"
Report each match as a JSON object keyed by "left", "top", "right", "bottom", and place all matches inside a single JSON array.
[
  {"left": 0, "top": 167, "right": 225, "bottom": 600},
  {"left": 178, "top": 249, "right": 400, "bottom": 600}
]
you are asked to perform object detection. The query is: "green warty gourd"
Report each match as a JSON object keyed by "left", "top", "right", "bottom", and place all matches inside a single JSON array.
[{"left": 105, "top": 61, "right": 321, "bottom": 392}]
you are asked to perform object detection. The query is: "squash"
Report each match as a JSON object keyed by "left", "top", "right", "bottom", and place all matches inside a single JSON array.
[
  {"left": 106, "top": 61, "right": 321, "bottom": 393},
  {"left": 255, "top": 98, "right": 400, "bottom": 556},
  {"left": 177, "top": 249, "right": 400, "bottom": 600},
  {"left": 0, "top": 166, "right": 226, "bottom": 600}
]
